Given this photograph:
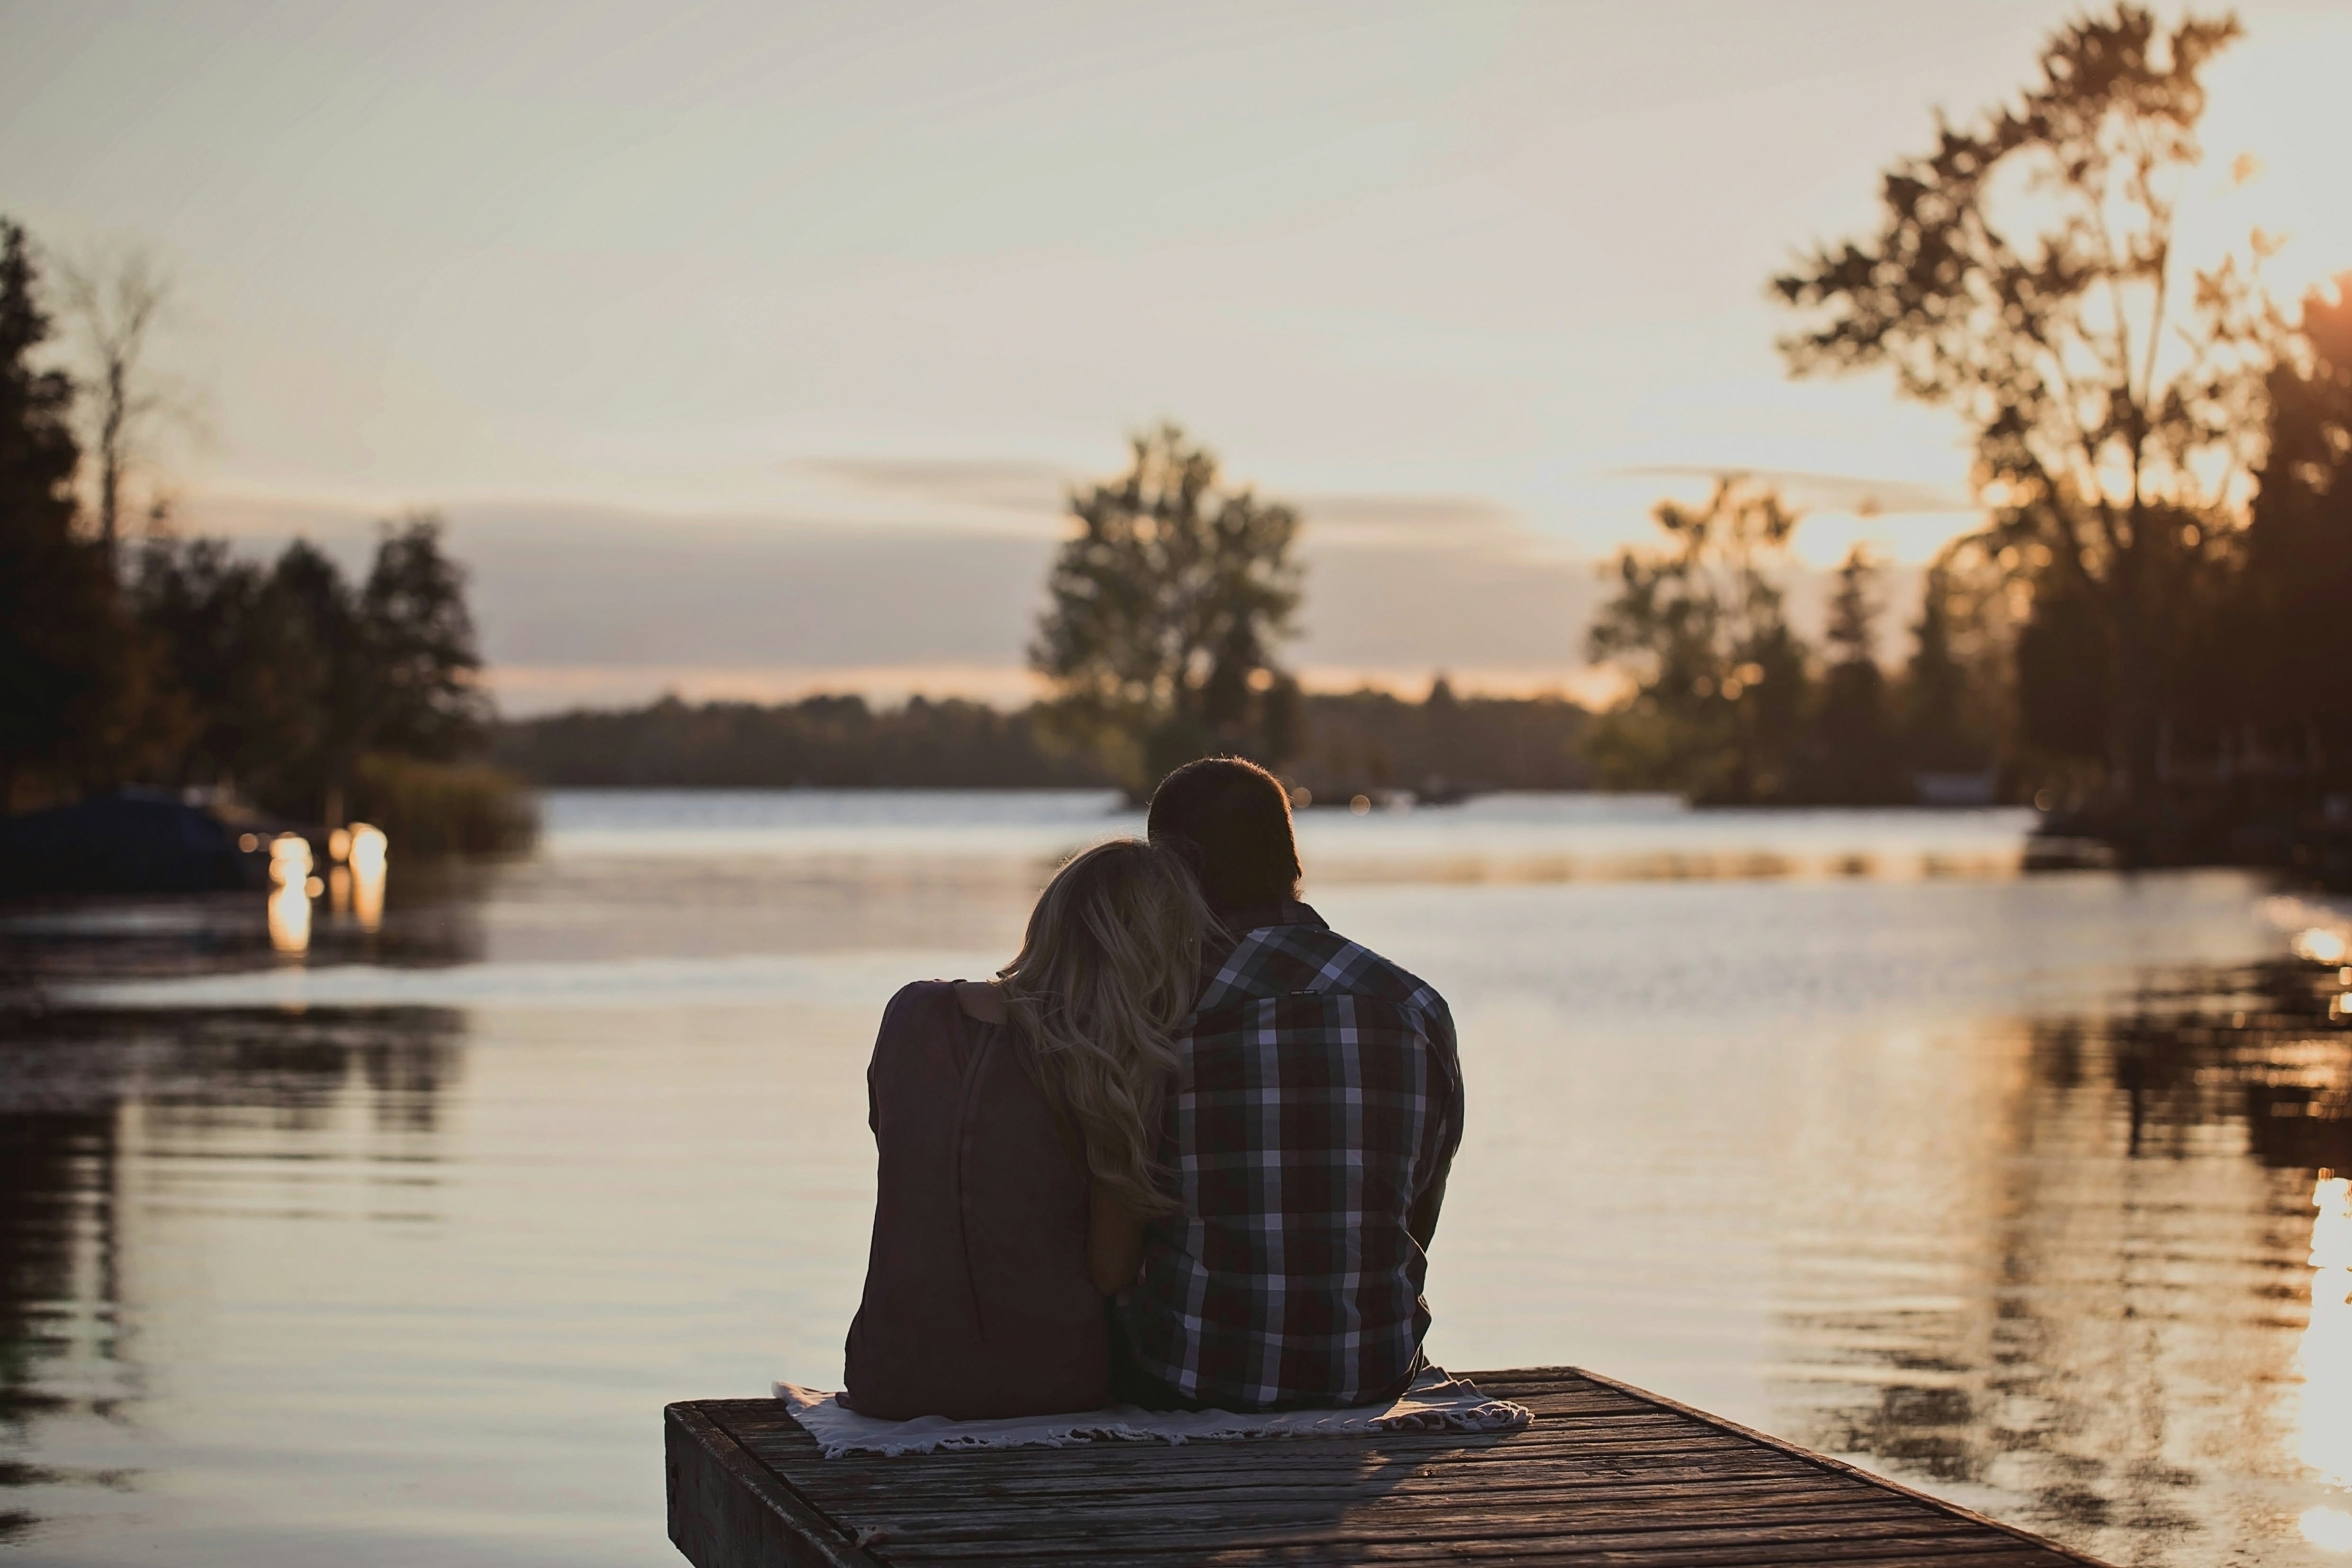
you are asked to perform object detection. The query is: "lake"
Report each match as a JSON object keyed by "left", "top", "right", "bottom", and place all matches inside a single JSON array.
[{"left": 3, "top": 789, "right": 2350, "bottom": 1567}]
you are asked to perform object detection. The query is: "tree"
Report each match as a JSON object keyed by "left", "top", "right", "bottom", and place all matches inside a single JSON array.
[
  {"left": 269, "top": 538, "right": 368, "bottom": 815},
  {"left": 1903, "top": 562, "right": 1966, "bottom": 767},
  {"left": 128, "top": 514, "right": 488, "bottom": 820},
  {"left": 54, "top": 244, "right": 182, "bottom": 563},
  {"left": 1796, "top": 546, "right": 1905, "bottom": 802},
  {"left": 2235, "top": 275, "right": 2352, "bottom": 771},
  {"left": 1030, "top": 424, "right": 1303, "bottom": 788},
  {"left": 1774, "top": 5, "right": 2265, "bottom": 812},
  {"left": 1583, "top": 479, "right": 1811, "bottom": 802},
  {"left": 356, "top": 514, "right": 490, "bottom": 761},
  {"left": 1903, "top": 559, "right": 1985, "bottom": 774},
  {"left": 129, "top": 537, "right": 329, "bottom": 811},
  {"left": 0, "top": 219, "right": 160, "bottom": 808}
]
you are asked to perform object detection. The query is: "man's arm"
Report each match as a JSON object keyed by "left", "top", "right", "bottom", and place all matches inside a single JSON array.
[
  {"left": 1408, "top": 1000, "right": 1462, "bottom": 1254},
  {"left": 1407, "top": 1156, "right": 1451, "bottom": 1253}
]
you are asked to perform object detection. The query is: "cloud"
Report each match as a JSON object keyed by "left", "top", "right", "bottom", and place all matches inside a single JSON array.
[
  {"left": 1293, "top": 493, "right": 1531, "bottom": 551},
  {"left": 1611, "top": 465, "right": 1973, "bottom": 517},
  {"left": 782, "top": 456, "right": 1075, "bottom": 521}
]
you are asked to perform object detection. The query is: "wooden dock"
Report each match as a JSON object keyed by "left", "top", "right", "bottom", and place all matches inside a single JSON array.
[{"left": 665, "top": 1366, "right": 2109, "bottom": 1567}]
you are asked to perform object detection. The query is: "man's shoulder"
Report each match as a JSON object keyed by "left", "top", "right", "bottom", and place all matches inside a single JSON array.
[{"left": 1194, "top": 918, "right": 1451, "bottom": 1030}]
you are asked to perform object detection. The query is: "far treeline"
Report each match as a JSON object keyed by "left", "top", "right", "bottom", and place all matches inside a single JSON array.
[
  {"left": 493, "top": 681, "right": 1593, "bottom": 800},
  {"left": 0, "top": 221, "right": 531, "bottom": 851}
]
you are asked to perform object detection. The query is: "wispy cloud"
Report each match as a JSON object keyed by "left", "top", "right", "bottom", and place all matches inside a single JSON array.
[
  {"left": 1295, "top": 493, "right": 1534, "bottom": 552},
  {"left": 1611, "top": 466, "right": 1974, "bottom": 517},
  {"left": 783, "top": 456, "right": 1075, "bottom": 520}
]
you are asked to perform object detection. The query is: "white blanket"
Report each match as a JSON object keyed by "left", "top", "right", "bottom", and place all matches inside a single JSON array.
[{"left": 772, "top": 1369, "right": 1532, "bottom": 1459}]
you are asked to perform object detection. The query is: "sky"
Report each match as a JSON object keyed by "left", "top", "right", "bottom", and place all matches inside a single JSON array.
[{"left": 4, "top": 0, "right": 2349, "bottom": 712}]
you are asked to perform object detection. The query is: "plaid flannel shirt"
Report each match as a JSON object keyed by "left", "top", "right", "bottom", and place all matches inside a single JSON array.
[{"left": 1116, "top": 904, "right": 1462, "bottom": 1410}]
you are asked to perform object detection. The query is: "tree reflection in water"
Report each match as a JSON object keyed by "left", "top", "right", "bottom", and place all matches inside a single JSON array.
[
  {"left": 1773, "top": 956, "right": 2352, "bottom": 1565},
  {"left": 0, "top": 1006, "right": 464, "bottom": 1544}
]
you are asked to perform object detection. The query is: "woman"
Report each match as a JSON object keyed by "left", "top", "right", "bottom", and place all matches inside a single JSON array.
[{"left": 841, "top": 839, "right": 1208, "bottom": 1420}]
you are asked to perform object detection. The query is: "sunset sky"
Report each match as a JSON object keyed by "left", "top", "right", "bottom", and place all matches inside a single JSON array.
[{"left": 4, "top": 0, "right": 2348, "bottom": 711}]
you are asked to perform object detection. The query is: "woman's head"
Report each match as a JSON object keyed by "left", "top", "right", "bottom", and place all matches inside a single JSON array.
[{"left": 996, "top": 839, "right": 1211, "bottom": 1215}]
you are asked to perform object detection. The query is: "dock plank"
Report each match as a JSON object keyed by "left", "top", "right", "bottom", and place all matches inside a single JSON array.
[{"left": 666, "top": 1368, "right": 2108, "bottom": 1568}]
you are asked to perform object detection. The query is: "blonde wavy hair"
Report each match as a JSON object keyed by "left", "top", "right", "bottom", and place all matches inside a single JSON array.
[{"left": 997, "top": 839, "right": 1212, "bottom": 1216}]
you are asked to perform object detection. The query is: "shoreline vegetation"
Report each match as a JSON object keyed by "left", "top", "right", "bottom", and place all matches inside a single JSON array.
[
  {"left": 0, "top": 219, "right": 537, "bottom": 874},
  {"left": 490, "top": 681, "right": 1597, "bottom": 806}
]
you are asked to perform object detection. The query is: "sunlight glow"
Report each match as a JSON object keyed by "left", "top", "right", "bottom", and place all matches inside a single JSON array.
[
  {"left": 347, "top": 823, "right": 388, "bottom": 932},
  {"left": 266, "top": 834, "right": 310, "bottom": 887},
  {"left": 2199, "top": 17, "right": 2352, "bottom": 308},
  {"left": 267, "top": 834, "right": 314, "bottom": 955},
  {"left": 2300, "top": 1177, "right": 2352, "bottom": 1524},
  {"left": 2305, "top": 1506, "right": 2352, "bottom": 1556},
  {"left": 267, "top": 880, "right": 311, "bottom": 955},
  {"left": 2296, "top": 930, "right": 2352, "bottom": 966}
]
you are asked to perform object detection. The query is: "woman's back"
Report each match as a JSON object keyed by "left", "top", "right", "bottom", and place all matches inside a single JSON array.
[{"left": 843, "top": 979, "right": 1107, "bottom": 1419}]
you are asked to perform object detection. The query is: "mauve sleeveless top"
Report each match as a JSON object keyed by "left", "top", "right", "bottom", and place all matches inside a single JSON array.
[{"left": 842, "top": 980, "right": 1107, "bottom": 1419}]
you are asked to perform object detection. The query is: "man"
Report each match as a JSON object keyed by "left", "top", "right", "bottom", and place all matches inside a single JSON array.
[{"left": 1114, "top": 756, "right": 1463, "bottom": 1411}]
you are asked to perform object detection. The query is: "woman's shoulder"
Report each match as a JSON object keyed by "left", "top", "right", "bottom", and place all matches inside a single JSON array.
[
  {"left": 877, "top": 978, "right": 960, "bottom": 1035},
  {"left": 875, "top": 979, "right": 1007, "bottom": 1047},
  {"left": 880, "top": 977, "right": 1004, "bottom": 1015},
  {"left": 952, "top": 978, "right": 1007, "bottom": 1023}
]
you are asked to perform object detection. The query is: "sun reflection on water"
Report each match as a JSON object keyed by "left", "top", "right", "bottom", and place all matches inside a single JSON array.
[
  {"left": 347, "top": 823, "right": 387, "bottom": 932},
  {"left": 2304, "top": 1174, "right": 2352, "bottom": 1554},
  {"left": 266, "top": 824, "right": 389, "bottom": 952},
  {"left": 266, "top": 835, "right": 314, "bottom": 954},
  {"left": 2297, "top": 928, "right": 2352, "bottom": 966}
]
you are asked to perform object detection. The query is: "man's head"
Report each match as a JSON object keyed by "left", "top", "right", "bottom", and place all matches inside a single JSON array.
[{"left": 1145, "top": 757, "right": 1302, "bottom": 914}]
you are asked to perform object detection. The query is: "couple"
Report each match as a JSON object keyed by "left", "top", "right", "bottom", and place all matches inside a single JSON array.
[{"left": 843, "top": 756, "right": 1463, "bottom": 1419}]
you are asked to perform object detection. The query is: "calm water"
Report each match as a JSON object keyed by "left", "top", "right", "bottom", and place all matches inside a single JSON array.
[{"left": 4, "top": 790, "right": 2351, "bottom": 1567}]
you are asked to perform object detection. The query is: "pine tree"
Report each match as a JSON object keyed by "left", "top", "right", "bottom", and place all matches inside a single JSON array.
[
  {"left": 0, "top": 218, "right": 150, "bottom": 807},
  {"left": 1798, "top": 547, "right": 1904, "bottom": 803},
  {"left": 1903, "top": 563, "right": 1976, "bottom": 772}
]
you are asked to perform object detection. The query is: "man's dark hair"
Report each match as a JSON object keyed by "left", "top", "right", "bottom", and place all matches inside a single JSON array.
[{"left": 1146, "top": 757, "right": 1302, "bottom": 912}]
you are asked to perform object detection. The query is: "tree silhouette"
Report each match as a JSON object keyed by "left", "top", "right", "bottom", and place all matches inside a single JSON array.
[
  {"left": 54, "top": 244, "right": 180, "bottom": 563},
  {"left": 1583, "top": 479, "right": 1810, "bottom": 802},
  {"left": 1774, "top": 5, "right": 2263, "bottom": 811},
  {"left": 1797, "top": 547, "right": 1904, "bottom": 803},
  {"left": 1903, "top": 557, "right": 2000, "bottom": 774},
  {"left": 357, "top": 515, "right": 490, "bottom": 765},
  {"left": 0, "top": 220, "right": 159, "bottom": 808},
  {"left": 2237, "top": 275, "right": 2352, "bottom": 762},
  {"left": 1030, "top": 423, "right": 1302, "bottom": 788},
  {"left": 129, "top": 513, "right": 488, "bottom": 820}
]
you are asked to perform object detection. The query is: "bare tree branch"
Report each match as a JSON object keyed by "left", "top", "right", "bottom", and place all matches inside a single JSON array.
[{"left": 50, "top": 242, "right": 197, "bottom": 562}]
